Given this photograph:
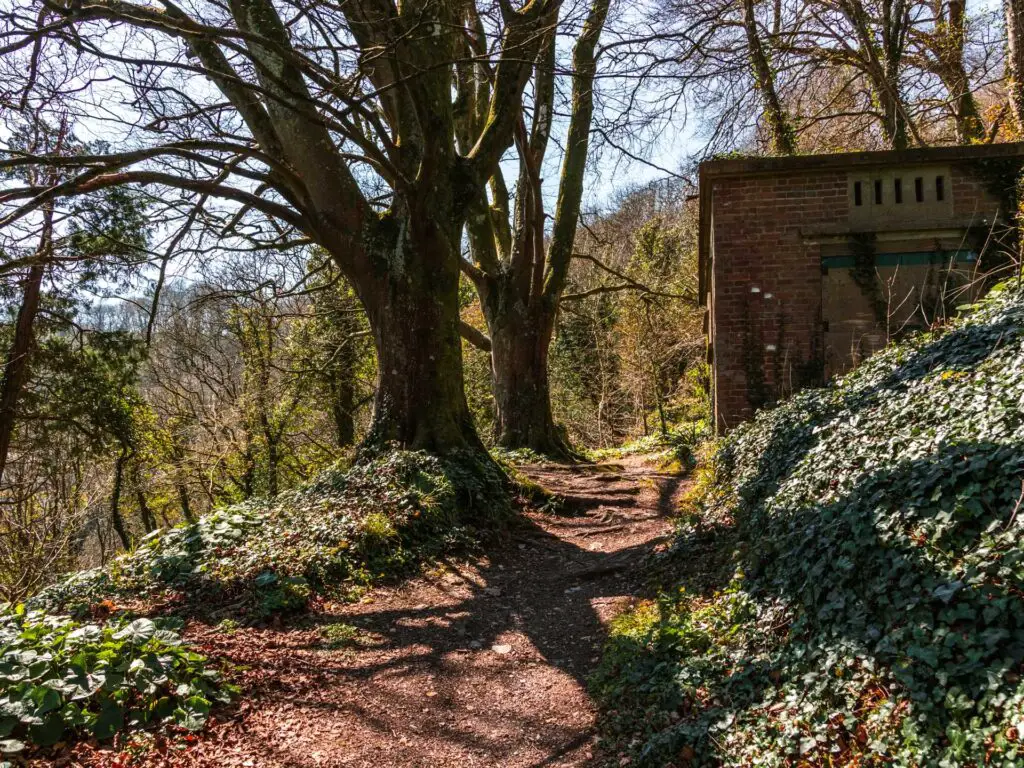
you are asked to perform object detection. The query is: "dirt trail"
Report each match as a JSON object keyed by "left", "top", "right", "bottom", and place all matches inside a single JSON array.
[{"left": 188, "top": 455, "right": 685, "bottom": 768}]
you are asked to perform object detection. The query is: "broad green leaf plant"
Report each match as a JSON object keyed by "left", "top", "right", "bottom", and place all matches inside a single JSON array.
[{"left": 0, "top": 606, "right": 232, "bottom": 756}]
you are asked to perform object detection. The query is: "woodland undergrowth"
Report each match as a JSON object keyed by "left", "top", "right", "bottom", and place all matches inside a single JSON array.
[
  {"left": 593, "top": 281, "right": 1024, "bottom": 767},
  {"left": 1, "top": 447, "right": 511, "bottom": 757}
]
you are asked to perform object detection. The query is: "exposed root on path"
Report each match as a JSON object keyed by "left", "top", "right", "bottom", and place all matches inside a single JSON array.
[{"left": 113, "top": 455, "right": 686, "bottom": 768}]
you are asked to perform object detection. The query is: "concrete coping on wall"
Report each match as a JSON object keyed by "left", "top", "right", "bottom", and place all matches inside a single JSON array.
[
  {"left": 698, "top": 142, "right": 1024, "bottom": 179},
  {"left": 801, "top": 224, "right": 996, "bottom": 242}
]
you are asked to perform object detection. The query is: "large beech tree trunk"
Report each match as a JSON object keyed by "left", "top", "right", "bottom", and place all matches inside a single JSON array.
[
  {"left": 359, "top": 219, "right": 486, "bottom": 456},
  {"left": 463, "top": 0, "right": 610, "bottom": 458},
  {"left": 488, "top": 305, "right": 567, "bottom": 455}
]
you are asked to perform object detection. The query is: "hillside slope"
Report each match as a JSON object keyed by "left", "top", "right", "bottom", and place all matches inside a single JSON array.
[
  {"left": 593, "top": 282, "right": 1024, "bottom": 766},
  {"left": 1, "top": 450, "right": 507, "bottom": 759}
]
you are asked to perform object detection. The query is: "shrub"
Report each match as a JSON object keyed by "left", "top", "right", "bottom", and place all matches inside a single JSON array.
[
  {"left": 0, "top": 606, "right": 230, "bottom": 757},
  {"left": 593, "top": 282, "right": 1024, "bottom": 767}
]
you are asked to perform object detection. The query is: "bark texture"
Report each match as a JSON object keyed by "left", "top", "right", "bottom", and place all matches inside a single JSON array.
[
  {"left": 464, "top": 0, "right": 609, "bottom": 456},
  {"left": 742, "top": 0, "right": 796, "bottom": 154},
  {"left": 1007, "top": 0, "right": 1024, "bottom": 130},
  {"left": 835, "top": 0, "right": 916, "bottom": 149},
  {"left": 931, "top": 0, "right": 983, "bottom": 142},
  {"left": 109, "top": 451, "right": 132, "bottom": 549},
  {"left": 363, "top": 230, "right": 484, "bottom": 454},
  {"left": 488, "top": 300, "right": 564, "bottom": 454},
  {"left": 0, "top": 218, "right": 49, "bottom": 487}
]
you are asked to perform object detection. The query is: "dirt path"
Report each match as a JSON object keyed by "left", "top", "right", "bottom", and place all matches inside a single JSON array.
[{"left": 187, "top": 455, "right": 685, "bottom": 768}]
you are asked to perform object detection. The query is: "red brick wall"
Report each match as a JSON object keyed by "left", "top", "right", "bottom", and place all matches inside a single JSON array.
[
  {"left": 709, "top": 163, "right": 1002, "bottom": 432},
  {"left": 952, "top": 173, "right": 997, "bottom": 221},
  {"left": 711, "top": 171, "right": 846, "bottom": 431}
]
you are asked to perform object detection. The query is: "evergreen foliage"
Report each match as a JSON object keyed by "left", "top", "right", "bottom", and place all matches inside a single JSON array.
[{"left": 0, "top": 608, "right": 229, "bottom": 757}]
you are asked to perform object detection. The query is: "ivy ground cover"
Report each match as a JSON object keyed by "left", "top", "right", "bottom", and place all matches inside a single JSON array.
[
  {"left": 30, "top": 449, "right": 507, "bottom": 620},
  {"left": 592, "top": 282, "right": 1024, "bottom": 767},
  {"left": 0, "top": 610, "right": 231, "bottom": 759},
  {"left": 3, "top": 449, "right": 508, "bottom": 757}
]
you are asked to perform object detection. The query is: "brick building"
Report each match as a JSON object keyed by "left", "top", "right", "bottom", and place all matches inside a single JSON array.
[{"left": 698, "top": 143, "right": 1024, "bottom": 432}]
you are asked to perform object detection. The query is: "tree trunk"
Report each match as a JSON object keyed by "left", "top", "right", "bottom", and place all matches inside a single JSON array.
[
  {"left": 328, "top": 323, "right": 360, "bottom": 447},
  {"left": 169, "top": 441, "right": 195, "bottom": 523},
  {"left": 947, "top": 0, "right": 983, "bottom": 142},
  {"left": 1007, "top": 0, "right": 1024, "bottom": 130},
  {"left": 933, "top": 0, "right": 983, "bottom": 142},
  {"left": 240, "top": 435, "right": 256, "bottom": 499},
  {"left": 110, "top": 450, "right": 131, "bottom": 550},
  {"left": 131, "top": 464, "right": 158, "bottom": 532},
  {"left": 462, "top": 0, "right": 609, "bottom": 460},
  {"left": 878, "top": 70, "right": 909, "bottom": 150},
  {"left": 880, "top": 0, "right": 910, "bottom": 149},
  {"left": 176, "top": 481, "right": 194, "bottom": 523},
  {"left": 361, "top": 240, "right": 486, "bottom": 456},
  {"left": 330, "top": 368, "right": 356, "bottom": 447},
  {"left": 258, "top": 407, "right": 279, "bottom": 496},
  {"left": 309, "top": 271, "right": 362, "bottom": 448},
  {"left": 136, "top": 488, "right": 157, "bottom": 532},
  {"left": 0, "top": 260, "right": 46, "bottom": 488},
  {"left": 265, "top": 428, "right": 279, "bottom": 496},
  {"left": 840, "top": 0, "right": 913, "bottom": 149},
  {"left": 489, "top": 306, "right": 569, "bottom": 456},
  {"left": 742, "top": 0, "right": 796, "bottom": 155}
]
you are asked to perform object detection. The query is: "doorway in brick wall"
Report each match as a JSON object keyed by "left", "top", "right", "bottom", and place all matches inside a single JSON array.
[{"left": 821, "top": 247, "right": 979, "bottom": 378}]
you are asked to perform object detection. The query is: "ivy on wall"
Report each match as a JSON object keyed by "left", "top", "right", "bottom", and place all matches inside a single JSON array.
[{"left": 847, "top": 232, "right": 888, "bottom": 327}]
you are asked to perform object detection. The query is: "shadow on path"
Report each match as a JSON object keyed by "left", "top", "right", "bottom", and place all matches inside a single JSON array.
[{"left": 202, "top": 455, "right": 684, "bottom": 768}]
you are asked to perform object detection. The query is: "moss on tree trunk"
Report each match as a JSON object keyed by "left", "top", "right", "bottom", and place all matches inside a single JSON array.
[
  {"left": 489, "top": 307, "right": 570, "bottom": 456},
  {"left": 359, "top": 220, "right": 489, "bottom": 458}
]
